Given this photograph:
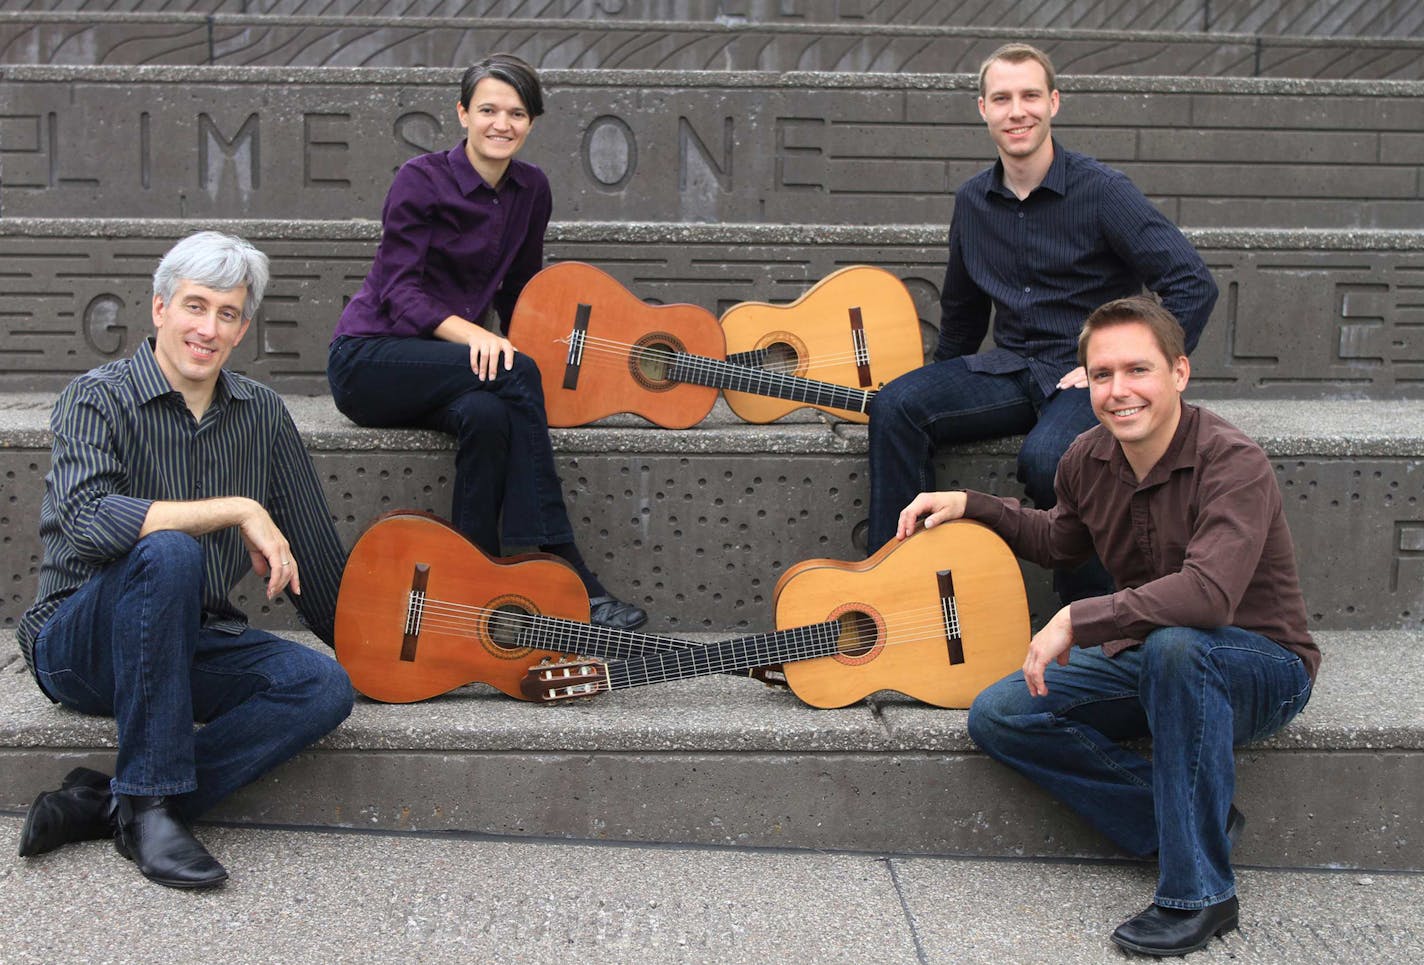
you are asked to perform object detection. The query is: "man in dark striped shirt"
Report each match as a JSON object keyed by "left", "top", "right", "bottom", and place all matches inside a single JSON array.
[
  {"left": 866, "top": 43, "right": 1218, "bottom": 605},
  {"left": 16, "top": 232, "right": 353, "bottom": 889}
]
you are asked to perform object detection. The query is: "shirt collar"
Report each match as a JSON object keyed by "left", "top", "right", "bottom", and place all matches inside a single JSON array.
[
  {"left": 131, "top": 337, "right": 251, "bottom": 408},
  {"left": 987, "top": 138, "right": 1067, "bottom": 200},
  {"left": 448, "top": 141, "right": 527, "bottom": 196}
]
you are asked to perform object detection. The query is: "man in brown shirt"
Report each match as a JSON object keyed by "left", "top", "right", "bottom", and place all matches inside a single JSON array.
[{"left": 897, "top": 295, "right": 1318, "bottom": 957}]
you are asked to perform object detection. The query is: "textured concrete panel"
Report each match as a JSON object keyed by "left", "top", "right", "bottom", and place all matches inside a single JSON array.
[
  {"left": 7, "top": 15, "right": 1424, "bottom": 81},
  {"left": 2, "top": 2, "right": 1421, "bottom": 38},
  {"left": 3, "top": 221, "right": 1423, "bottom": 400},
  {"left": 2, "top": 67, "right": 1422, "bottom": 227},
  {"left": 3, "top": 395, "right": 1422, "bottom": 634}
]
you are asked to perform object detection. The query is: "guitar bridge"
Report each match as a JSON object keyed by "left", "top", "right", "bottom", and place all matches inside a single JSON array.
[
  {"left": 936, "top": 569, "right": 966, "bottom": 665},
  {"left": 561, "top": 303, "right": 592, "bottom": 390},
  {"left": 401, "top": 563, "right": 430, "bottom": 662}
]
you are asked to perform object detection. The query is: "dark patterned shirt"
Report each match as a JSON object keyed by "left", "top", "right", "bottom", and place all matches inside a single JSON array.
[
  {"left": 964, "top": 403, "right": 1319, "bottom": 680},
  {"left": 17, "top": 339, "right": 347, "bottom": 679},
  {"left": 938, "top": 141, "right": 1218, "bottom": 394}
]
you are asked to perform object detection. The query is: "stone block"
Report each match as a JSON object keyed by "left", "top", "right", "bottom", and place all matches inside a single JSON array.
[{"left": 3, "top": 67, "right": 1423, "bottom": 227}]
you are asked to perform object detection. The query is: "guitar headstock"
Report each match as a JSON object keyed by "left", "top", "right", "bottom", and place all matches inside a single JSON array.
[{"left": 520, "top": 659, "right": 609, "bottom": 702}]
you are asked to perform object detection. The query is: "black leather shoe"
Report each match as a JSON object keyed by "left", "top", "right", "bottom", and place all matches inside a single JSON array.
[
  {"left": 1110, "top": 896, "right": 1239, "bottom": 956},
  {"left": 1227, "top": 804, "right": 1246, "bottom": 848},
  {"left": 589, "top": 595, "right": 648, "bottom": 630},
  {"left": 17, "top": 766, "right": 114, "bottom": 858},
  {"left": 113, "top": 795, "right": 228, "bottom": 889}
]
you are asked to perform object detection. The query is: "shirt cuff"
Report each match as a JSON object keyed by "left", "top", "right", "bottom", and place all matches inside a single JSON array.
[
  {"left": 1068, "top": 594, "right": 1120, "bottom": 647},
  {"left": 88, "top": 494, "right": 153, "bottom": 558},
  {"left": 962, "top": 491, "right": 1008, "bottom": 527}
]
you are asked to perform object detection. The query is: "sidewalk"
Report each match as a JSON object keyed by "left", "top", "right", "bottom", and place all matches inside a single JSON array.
[{"left": 3, "top": 815, "right": 1420, "bottom": 965}]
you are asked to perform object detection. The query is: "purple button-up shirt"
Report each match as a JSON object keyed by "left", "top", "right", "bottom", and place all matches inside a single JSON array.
[{"left": 334, "top": 142, "right": 552, "bottom": 340}]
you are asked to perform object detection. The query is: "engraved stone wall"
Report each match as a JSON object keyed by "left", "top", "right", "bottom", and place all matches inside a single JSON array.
[
  {"left": 3, "top": 68, "right": 1422, "bottom": 228},
  {"left": 5, "top": 16, "right": 1424, "bottom": 79},
  {"left": 1, "top": 2, "right": 1421, "bottom": 38},
  {"left": 2, "top": 223, "right": 1421, "bottom": 399}
]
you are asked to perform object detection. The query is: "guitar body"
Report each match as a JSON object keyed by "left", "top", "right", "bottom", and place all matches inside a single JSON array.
[
  {"left": 718, "top": 265, "right": 924, "bottom": 424},
  {"left": 335, "top": 512, "right": 590, "bottom": 702},
  {"left": 771, "top": 521, "right": 1029, "bottom": 708},
  {"left": 509, "top": 261, "right": 725, "bottom": 428}
]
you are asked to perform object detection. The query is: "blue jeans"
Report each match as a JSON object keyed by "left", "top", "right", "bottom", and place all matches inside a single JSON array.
[
  {"left": 866, "top": 359, "right": 1112, "bottom": 603},
  {"left": 327, "top": 335, "right": 575, "bottom": 553},
  {"left": 32, "top": 531, "right": 354, "bottom": 820},
  {"left": 968, "top": 626, "right": 1313, "bottom": 909}
]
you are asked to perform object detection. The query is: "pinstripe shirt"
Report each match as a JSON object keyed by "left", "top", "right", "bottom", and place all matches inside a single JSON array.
[
  {"left": 17, "top": 339, "right": 347, "bottom": 679},
  {"left": 937, "top": 141, "right": 1218, "bottom": 395}
]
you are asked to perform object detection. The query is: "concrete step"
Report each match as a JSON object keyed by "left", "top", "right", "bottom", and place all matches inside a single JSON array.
[
  {"left": 3, "top": 814, "right": 1422, "bottom": 965},
  {"left": 2, "top": 66, "right": 1421, "bottom": 228},
  {"left": 2, "top": 393, "right": 1422, "bottom": 634},
  {"left": 6, "top": 13, "right": 1424, "bottom": 78},
  {"left": 2, "top": 0, "right": 1421, "bottom": 38},
  {"left": 2, "top": 220, "right": 1422, "bottom": 399},
  {"left": 3, "top": 628, "right": 1421, "bottom": 872},
  {"left": 7, "top": 816, "right": 1423, "bottom": 965}
]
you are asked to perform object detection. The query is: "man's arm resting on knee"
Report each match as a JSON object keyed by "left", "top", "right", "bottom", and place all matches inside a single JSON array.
[{"left": 139, "top": 497, "right": 297, "bottom": 599}]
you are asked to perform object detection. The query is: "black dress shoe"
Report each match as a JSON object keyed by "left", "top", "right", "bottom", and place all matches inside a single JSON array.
[
  {"left": 17, "top": 766, "right": 114, "bottom": 858},
  {"left": 113, "top": 795, "right": 228, "bottom": 889},
  {"left": 589, "top": 595, "right": 648, "bottom": 630},
  {"left": 1110, "top": 896, "right": 1239, "bottom": 956}
]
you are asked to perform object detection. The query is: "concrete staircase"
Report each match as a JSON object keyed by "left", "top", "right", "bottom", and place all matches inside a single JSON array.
[{"left": 0, "top": 0, "right": 1420, "bottom": 875}]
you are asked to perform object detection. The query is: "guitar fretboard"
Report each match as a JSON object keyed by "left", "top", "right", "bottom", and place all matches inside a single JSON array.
[
  {"left": 669, "top": 352, "right": 873, "bottom": 415},
  {"left": 603, "top": 620, "right": 843, "bottom": 691}
]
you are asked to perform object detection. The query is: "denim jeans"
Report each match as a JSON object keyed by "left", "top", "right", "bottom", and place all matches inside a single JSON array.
[
  {"left": 327, "top": 334, "right": 575, "bottom": 553},
  {"left": 32, "top": 531, "right": 354, "bottom": 820},
  {"left": 968, "top": 626, "right": 1313, "bottom": 909},
  {"left": 865, "top": 359, "right": 1113, "bottom": 603}
]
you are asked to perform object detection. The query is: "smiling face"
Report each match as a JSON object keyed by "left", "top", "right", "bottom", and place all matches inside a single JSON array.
[
  {"left": 978, "top": 56, "right": 1059, "bottom": 165},
  {"left": 1086, "top": 320, "right": 1191, "bottom": 476},
  {"left": 151, "top": 280, "right": 250, "bottom": 406},
  {"left": 457, "top": 76, "right": 533, "bottom": 183}
]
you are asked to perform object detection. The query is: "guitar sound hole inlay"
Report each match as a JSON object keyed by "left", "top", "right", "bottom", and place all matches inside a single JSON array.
[{"left": 631, "top": 335, "right": 683, "bottom": 390}]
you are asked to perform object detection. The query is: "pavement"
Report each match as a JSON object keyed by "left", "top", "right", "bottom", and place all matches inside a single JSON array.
[{"left": 3, "top": 815, "right": 1421, "bottom": 965}]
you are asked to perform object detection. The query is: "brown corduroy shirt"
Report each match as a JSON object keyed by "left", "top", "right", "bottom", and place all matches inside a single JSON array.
[{"left": 963, "top": 402, "right": 1319, "bottom": 681}]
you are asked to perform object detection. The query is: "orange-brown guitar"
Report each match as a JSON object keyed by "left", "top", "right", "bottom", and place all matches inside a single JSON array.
[
  {"left": 718, "top": 264, "right": 924, "bottom": 424},
  {"left": 336, "top": 512, "right": 765, "bottom": 702},
  {"left": 508, "top": 261, "right": 923, "bottom": 428},
  {"left": 521, "top": 520, "right": 1030, "bottom": 709}
]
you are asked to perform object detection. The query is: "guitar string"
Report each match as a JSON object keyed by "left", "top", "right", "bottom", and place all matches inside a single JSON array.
[
  {"left": 564, "top": 332, "right": 874, "bottom": 372},
  {"left": 402, "top": 596, "right": 971, "bottom": 666},
  {"left": 552, "top": 343, "right": 875, "bottom": 410}
]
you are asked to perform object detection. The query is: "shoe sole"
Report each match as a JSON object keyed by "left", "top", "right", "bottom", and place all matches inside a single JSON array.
[
  {"left": 16, "top": 791, "right": 51, "bottom": 858},
  {"left": 1109, "top": 916, "right": 1239, "bottom": 957}
]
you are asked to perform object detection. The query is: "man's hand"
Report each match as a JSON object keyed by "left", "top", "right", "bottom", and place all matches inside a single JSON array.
[
  {"left": 466, "top": 325, "right": 516, "bottom": 381},
  {"left": 1023, "top": 605, "right": 1075, "bottom": 697},
  {"left": 896, "top": 491, "right": 968, "bottom": 541},
  {"left": 1056, "top": 365, "right": 1088, "bottom": 390},
  {"left": 237, "top": 501, "right": 300, "bottom": 600}
]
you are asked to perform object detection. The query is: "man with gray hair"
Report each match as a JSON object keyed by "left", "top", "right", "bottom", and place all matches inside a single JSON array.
[{"left": 16, "top": 231, "right": 353, "bottom": 888}]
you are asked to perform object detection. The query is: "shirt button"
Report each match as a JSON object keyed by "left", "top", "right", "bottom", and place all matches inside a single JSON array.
[
  {"left": 1024, "top": 286, "right": 1031, "bottom": 293},
  {"left": 1018, "top": 211, "right": 1024, "bottom": 218}
]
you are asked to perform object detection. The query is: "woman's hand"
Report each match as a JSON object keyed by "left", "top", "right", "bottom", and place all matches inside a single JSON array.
[{"left": 466, "top": 325, "right": 517, "bottom": 381}]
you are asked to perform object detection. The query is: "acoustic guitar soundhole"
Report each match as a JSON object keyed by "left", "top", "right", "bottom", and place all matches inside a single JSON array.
[
  {"left": 486, "top": 604, "right": 533, "bottom": 652},
  {"left": 835, "top": 610, "right": 878, "bottom": 658},
  {"left": 759, "top": 340, "right": 802, "bottom": 376},
  {"left": 630, "top": 334, "right": 684, "bottom": 391}
]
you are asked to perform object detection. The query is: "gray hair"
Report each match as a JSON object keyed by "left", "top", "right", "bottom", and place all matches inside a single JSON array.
[{"left": 152, "top": 231, "right": 270, "bottom": 320}]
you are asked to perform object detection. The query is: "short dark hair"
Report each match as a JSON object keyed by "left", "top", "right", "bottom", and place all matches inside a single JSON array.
[
  {"left": 460, "top": 53, "right": 544, "bottom": 118},
  {"left": 978, "top": 43, "right": 1057, "bottom": 99},
  {"left": 1078, "top": 296, "right": 1186, "bottom": 367}
]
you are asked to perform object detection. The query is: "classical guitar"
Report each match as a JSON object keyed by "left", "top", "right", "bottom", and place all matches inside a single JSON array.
[
  {"left": 507, "top": 261, "right": 923, "bottom": 428},
  {"left": 520, "top": 520, "right": 1030, "bottom": 709},
  {"left": 335, "top": 512, "right": 775, "bottom": 702},
  {"left": 718, "top": 264, "right": 924, "bottom": 424}
]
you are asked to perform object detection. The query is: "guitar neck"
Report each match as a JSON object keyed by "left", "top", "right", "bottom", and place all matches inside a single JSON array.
[
  {"left": 516, "top": 614, "right": 708, "bottom": 663},
  {"left": 669, "top": 351, "right": 874, "bottom": 416},
  {"left": 601, "top": 620, "right": 843, "bottom": 691}
]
